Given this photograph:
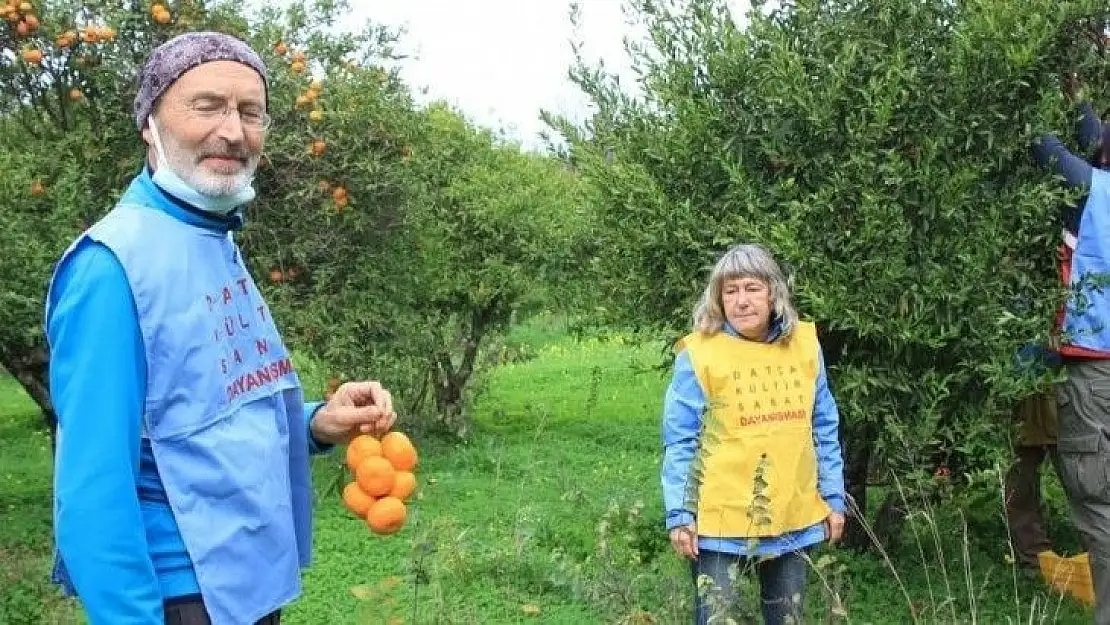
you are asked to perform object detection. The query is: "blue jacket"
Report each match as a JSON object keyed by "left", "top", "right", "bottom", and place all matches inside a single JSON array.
[
  {"left": 46, "top": 165, "right": 333, "bottom": 623},
  {"left": 660, "top": 319, "right": 846, "bottom": 557}
]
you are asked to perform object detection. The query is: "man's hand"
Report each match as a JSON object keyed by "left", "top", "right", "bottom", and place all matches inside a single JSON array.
[
  {"left": 669, "top": 523, "right": 698, "bottom": 559},
  {"left": 310, "top": 380, "right": 396, "bottom": 446},
  {"left": 825, "top": 511, "right": 846, "bottom": 545}
]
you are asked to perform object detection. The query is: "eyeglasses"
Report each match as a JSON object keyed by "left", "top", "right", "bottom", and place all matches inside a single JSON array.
[{"left": 184, "top": 99, "right": 272, "bottom": 131}]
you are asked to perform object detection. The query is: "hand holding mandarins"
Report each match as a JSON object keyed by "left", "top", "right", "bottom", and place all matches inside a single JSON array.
[{"left": 310, "top": 380, "right": 397, "bottom": 445}]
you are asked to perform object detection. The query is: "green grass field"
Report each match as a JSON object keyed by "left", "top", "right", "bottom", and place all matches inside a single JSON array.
[{"left": 0, "top": 317, "right": 1097, "bottom": 623}]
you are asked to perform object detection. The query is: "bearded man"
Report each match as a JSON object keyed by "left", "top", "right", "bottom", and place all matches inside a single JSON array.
[{"left": 44, "top": 32, "right": 395, "bottom": 625}]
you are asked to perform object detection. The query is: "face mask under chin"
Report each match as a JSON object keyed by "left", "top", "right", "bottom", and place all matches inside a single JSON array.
[{"left": 147, "top": 117, "right": 257, "bottom": 215}]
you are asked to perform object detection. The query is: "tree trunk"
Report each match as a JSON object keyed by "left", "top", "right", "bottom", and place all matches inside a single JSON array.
[
  {"left": 873, "top": 489, "right": 909, "bottom": 554},
  {"left": 842, "top": 420, "right": 876, "bottom": 551},
  {"left": 429, "top": 297, "right": 504, "bottom": 439},
  {"left": 1, "top": 347, "right": 57, "bottom": 452}
]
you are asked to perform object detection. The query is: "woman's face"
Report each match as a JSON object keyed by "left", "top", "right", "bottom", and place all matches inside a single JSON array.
[{"left": 721, "top": 276, "right": 773, "bottom": 340}]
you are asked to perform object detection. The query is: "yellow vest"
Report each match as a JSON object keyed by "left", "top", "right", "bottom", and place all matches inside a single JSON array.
[{"left": 677, "top": 321, "right": 830, "bottom": 538}]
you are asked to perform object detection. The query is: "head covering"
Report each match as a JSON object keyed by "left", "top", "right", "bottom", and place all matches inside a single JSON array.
[{"left": 133, "top": 31, "right": 268, "bottom": 130}]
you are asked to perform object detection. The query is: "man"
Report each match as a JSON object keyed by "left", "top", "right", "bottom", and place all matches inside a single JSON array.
[
  {"left": 1003, "top": 345, "right": 1061, "bottom": 574},
  {"left": 1033, "top": 76, "right": 1110, "bottom": 623},
  {"left": 45, "top": 32, "right": 395, "bottom": 625}
]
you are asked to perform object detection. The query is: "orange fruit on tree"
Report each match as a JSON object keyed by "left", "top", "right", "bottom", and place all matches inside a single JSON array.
[
  {"left": 23, "top": 13, "right": 36, "bottom": 30},
  {"left": 334, "top": 196, "right": 349, "bottom": 211},
  {"left": 366, "top": 496, "right": 406, "bottom": 535},
  {"left": 345, "top": 434, "right": 382, "bottom": 473},
  {"left": 309, "top": 109, "right": 323, "bottom": 123},
  {"left": 310, "top": 79, "right": 324, "bottom": 91},
  {"left": 291, "top": 50, "right": 307, "bottom": 63},
  {"left": 68, "top": 88, "right": 83, "bottom": 101},
  {"left": 15, "top": 19, "right": 28, "bottom": 36},
  {"left": 310, "top": 140, "right": 326, "bottom": 156},
  {"left": 290, "top": 61, "right": 306, "bottom": 74},
  {"left": 355, "top": 455, "right": 396, "bottom": 497},
  {"left": 21, "top": 47, "right": 41, "bottom": 64},
  {"left": 295, "top": 94, "right": 309, "bottom": 108},
  {"left": 273, "top": 41, "right": 288, "bottom": 56},
  {"left": 381, "top": 431, "right": 418, "bottom": 471},
  {"left": 81, "top": 27, "right": 97, "bottom": 43},
  {"left": 268, "top": 267, "right": 283, "bottom": 284},
  {"left": 342, "top": 482, "right": 376, "bottom": 518},
  {"left": 30, "top": 180, "right": 44, "bottom": 195},
  {"left": 389, "top": 471, "right": 417, "bottom": 501},
  {"left": 331, "top": 186, "right": 347, "bottom": 201}
]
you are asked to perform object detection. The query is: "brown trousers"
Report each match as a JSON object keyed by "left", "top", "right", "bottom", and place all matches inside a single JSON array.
[
  {"left": 1004, "top": 443, "right": 1056, "bottom": 569},
  {"left": 1004, "top": 391, "right": 1059, "bottom": 570},
  {"left": 164, "top": 595, "right": 280, "bottom": 625}
]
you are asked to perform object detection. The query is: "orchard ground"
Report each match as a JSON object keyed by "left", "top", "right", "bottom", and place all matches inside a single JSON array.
[{"left": 0, "top": 315, "right": 1097, "bottom": 624}]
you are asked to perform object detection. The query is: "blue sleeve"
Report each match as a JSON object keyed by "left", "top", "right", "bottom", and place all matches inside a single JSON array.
[
  {"left": 1032, "top": 133, "right": 1093, "bottom": 191},
  {"left": 304, "top": 401, "right": 334, "bottom": 455},
  {"left": 660, "top": 350, "right": 703, "bottom": 531},
  {"left": 812, "top": 349, "right": 846, "bottom": 514},
  {"left": 1076, "top": 102, "right": 1103, "bottom": 156},
  {"left": 46, "top": 240, "right": 163, "bottom": 624}
]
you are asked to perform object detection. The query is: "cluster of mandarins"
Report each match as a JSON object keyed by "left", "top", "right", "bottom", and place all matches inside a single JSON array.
[
  {"left": 343, "top": 431, "right": 418, "bottom": 535},
  {"left": 1, "top": 0, "right": 40, "bottom": 38}
]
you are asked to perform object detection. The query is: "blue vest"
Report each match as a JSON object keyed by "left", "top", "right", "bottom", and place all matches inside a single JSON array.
[
  {"left": 47, "top": 175, "right": 315, "bottom": 624},
  {"left": 1064, "top": 168, "right": 1110, "bottom": 353}
]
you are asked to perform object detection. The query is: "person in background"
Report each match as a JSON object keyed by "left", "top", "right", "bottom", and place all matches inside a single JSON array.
[
  {"left": 45, "top": 32, "right": 396, "bottom": 625},
  {"left": 661, "top": 243, "right": 846, "bottom": 625},
  {"left": 1032, "top": 72, "right": 1110, "bottom": 624},
  {"left": 1004, "top": 344, "right": 1062, "bottom": 574}
]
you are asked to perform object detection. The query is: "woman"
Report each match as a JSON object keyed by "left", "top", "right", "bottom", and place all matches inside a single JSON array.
[{"left": 660, "top": 243, "right": 846, "bottom": 624}]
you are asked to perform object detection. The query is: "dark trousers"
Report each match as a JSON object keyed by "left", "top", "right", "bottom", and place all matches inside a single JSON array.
[
  {"left": 164, "top": 595, "right": 281, "bottom": 625},
  {"left": 689, "top": 549, "right": 808, "bottom": 625},
  {"left": 1004, "top": 444, "right": 1056, "bottom": 569},
  {"left": 1055, "top": 359, "right": 1110, "bottom": 625}
]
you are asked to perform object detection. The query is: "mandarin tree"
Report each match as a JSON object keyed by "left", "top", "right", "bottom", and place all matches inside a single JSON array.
[
  {"left": 0, "top": 0, "right": 411, "bottom": 438},
  {"left": 549, "top": 0, "right": 1110, "bottom": 547},
  {"left": 0, "top": 0, "right": 588, "bottom": 444}
]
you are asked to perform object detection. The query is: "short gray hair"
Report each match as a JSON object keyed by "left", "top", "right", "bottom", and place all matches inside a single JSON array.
[{"left": 691, "top": 243, "right": 798, "bottom": 339}]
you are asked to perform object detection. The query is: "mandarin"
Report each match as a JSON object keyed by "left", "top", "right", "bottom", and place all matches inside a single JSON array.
[
  {"left": 366, "top": 496, "right": 406, "bottom": 535},
  {"left": 380, "top": 431, "right": 418, "bottom": 471},
  {"left": 342, "top": 482, "right": 375, "bottom": 518},
  {"left": 355, "top": 455, "right": 396, "bottom": 497},
  {"left": 389, "top": 471, "right": 416, "bottom": 501},
  {"left": 345, "top": 434, "right": 382, "bottom": 473}
]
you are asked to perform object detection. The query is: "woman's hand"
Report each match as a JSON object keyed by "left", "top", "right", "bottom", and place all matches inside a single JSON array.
[
  {"left": 669, "top": 523, "right": 698, "bottom": 559},
  {"left": 825, "top": 511, "right": 845, "bottom": 544}
]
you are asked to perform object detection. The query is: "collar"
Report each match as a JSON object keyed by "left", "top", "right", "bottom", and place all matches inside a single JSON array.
[{"left": 139, "top": 163, "right": 246, "bottom": 233}]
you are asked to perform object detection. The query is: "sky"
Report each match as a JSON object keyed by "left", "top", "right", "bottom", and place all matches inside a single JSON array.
[{"left": 260, "top": 0, "right": 752, "bottom": 152}]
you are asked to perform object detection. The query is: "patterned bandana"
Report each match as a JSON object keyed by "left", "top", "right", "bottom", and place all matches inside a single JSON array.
[{"left": 133, "top": 31, "right": 268, "bottom": 130}]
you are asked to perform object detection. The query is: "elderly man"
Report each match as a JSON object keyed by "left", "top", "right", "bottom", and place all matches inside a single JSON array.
[{"left": 45, "top": 32, "right": 394, "bottom": 625}]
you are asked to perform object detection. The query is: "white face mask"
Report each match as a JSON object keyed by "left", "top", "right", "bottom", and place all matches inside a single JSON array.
[{"left": 147, "top": 116, "right": 256, "bottom": 215}]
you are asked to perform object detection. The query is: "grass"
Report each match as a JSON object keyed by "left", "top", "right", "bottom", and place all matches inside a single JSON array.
[{"left": 0, "top": 315, "right": 1098, "bottom": 623}]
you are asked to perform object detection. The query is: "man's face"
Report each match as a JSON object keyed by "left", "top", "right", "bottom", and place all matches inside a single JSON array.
[{"left": 142, "top": 60, "right": 267, "bottom": 197}]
